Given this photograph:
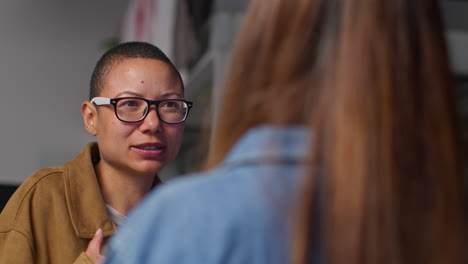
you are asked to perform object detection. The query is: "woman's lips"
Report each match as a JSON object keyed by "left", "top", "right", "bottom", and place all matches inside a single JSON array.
[{"left": 132, "top": 143, "right": 166, "bottom": 158}]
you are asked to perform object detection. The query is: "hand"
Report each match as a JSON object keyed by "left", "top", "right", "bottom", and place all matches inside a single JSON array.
[{"left": 86, "top": 228, "right": 105, "bottom": 264}]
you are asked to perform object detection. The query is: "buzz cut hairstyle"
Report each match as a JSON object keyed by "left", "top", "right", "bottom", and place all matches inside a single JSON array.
[{"left": 89, "top": 41, "right": 183, "bottom": 100}]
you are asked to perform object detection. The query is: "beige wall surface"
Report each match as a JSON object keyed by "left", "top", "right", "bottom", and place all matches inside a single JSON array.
[{"left": 0, "top": 0, "right": 128, "bottom": 184}]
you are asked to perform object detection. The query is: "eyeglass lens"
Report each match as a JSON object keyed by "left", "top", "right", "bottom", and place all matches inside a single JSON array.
[{"left": 115, "top": 98, "right": 188, "bottom": 123}]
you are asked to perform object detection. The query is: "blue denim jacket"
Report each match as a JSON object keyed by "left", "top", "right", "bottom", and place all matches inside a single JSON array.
[{"left": 105, "top": 125, "right": 316, "bottom": 264}]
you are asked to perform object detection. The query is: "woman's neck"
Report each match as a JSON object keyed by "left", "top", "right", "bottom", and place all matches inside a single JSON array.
[{"left": 94, "top": 163, "right": 160, "bottom": 215}]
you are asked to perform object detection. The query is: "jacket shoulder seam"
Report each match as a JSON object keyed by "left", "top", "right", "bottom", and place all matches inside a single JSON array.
[
  {"left": 0, "top": 225, "right": 35, "bottom": 257},
  {"left": 12, "top": 169, "right": 65, "bottom": 222}
]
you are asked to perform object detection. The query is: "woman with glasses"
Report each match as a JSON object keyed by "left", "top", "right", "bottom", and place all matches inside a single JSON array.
[
  {"left": 105, "top": 0, "right": 465, "bottom": 263},
  {"left": 0, "top": 41, "right": 192, "bottom": 264}
]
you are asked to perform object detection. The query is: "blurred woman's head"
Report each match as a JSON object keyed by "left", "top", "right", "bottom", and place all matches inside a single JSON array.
[{"left": 208, "top": 0, "right": 465, "bottom": 263}]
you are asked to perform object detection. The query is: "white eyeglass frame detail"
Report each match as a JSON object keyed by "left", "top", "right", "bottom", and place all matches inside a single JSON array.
[{"left": 90, "top": 97, "right": 111, "bottom": 105}]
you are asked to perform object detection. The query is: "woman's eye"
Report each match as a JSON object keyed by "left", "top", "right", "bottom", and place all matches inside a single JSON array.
[
  {"left": 125, "top": 101, "right": 139, "bottom": 106},
  {"left": 162, "top": 101, "right": 179, "bottom": 108},
  {"left": 120, "top": 99, "right": 142, "bottom": 107}
]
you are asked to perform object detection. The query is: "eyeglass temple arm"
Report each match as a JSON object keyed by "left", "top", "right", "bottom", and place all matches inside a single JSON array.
[{"left": 90, "top": 97, "right": 111, "bottom": 105}]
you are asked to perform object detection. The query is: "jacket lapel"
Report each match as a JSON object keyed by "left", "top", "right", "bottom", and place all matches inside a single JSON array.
[{"left": 63, "top": 142, "right": 115, "bottom": 238}]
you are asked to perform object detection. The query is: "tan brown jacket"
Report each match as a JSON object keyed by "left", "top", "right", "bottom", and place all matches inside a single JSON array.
[{"left": 0, "top": 142, "right": 116, "bottom": 263}]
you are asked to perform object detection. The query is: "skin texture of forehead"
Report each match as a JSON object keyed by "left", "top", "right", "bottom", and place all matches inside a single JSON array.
[{"left": 101, "top": 57, "right": 183, "bottom": 97}]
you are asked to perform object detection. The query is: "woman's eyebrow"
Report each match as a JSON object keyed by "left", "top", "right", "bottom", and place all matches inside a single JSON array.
[
  {"left": 112, "top": 91, "right": 183, "bottom": 99},
  {"left": 159, "top": 92, "right": 183, "bottom": 98},
  {"left": 113, "top": 91, "right": 143, "bottom": 98}
]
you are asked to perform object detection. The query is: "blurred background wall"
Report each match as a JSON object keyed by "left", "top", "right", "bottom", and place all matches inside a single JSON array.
[
  {"left": 0, "top": 0, "right": 467, "bottom": 209},
  {"left": 0, "top": 0, "right": 127, "bottom": 186}
]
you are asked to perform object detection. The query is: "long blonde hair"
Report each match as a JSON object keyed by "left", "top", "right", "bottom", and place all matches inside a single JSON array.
[{"left": 206, "top": 0, "right": 465, "bottom": 263}]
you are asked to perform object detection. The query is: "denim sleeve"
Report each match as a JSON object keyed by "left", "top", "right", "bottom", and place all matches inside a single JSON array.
[
  {"left": 104, "top": 185, "right": 193, "bottom": 263},
  {"left": 104, "top": 164, "right": 296, "bottom": 264},
  {"left": 104, "top": 178, "right": 241, "bottom": 264}
]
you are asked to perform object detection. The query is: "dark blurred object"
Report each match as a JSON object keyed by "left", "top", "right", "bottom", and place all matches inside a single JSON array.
[
  {"left": 455, "top": 75, "right": 468, "bottom": 205},
  {"left": 173, "top": 0, "right": 213, "bottom": 70},
  {"left": 0, "top": 184, "right": 18, "bottom": 213}
]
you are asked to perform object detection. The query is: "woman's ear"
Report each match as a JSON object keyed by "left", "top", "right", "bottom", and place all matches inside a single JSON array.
[{"left": 82, "top": 101, "right": 98, "bottom": 136}]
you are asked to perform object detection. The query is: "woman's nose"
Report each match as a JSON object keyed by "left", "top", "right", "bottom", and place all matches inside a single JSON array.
[{"left": 139, "top": 106, "right": 161, "bottom": 133}]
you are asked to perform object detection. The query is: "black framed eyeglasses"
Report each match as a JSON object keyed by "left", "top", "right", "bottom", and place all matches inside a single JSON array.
[{"left": 91, "top": 97, "right": 193, "bottom": 124}]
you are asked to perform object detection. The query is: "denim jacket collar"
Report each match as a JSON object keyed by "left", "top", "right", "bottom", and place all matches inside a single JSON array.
[{"left": 222, "top": 125, "right": 310, "bottom": 168}]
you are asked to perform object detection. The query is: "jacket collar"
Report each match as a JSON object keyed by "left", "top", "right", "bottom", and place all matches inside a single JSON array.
[
  {"left": 63, "top": 142, "right": 115, "bottom": 238},
  {"left": 222, "top": 125, "right": 310, "bottom": 167}
]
